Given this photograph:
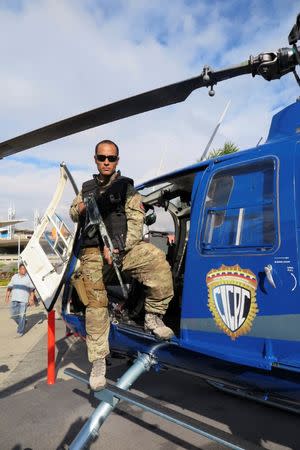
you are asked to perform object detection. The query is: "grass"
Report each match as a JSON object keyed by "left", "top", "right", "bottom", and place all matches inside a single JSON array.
[{"left": 0, "top": 279, "right": 9, "bottom": 287}]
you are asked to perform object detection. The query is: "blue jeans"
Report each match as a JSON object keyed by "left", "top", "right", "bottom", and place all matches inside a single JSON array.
[{"left": 11, "top": 301, "right": 27, "bottom": 335}]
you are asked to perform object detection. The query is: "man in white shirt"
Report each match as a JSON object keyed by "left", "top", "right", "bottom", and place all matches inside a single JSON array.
[{"left": 5, "top": 264, "right": 35, "bottom": 337}]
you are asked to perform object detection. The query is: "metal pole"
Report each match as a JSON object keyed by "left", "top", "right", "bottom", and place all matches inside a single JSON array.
[
  {"left": 69, "top": 353, "right": 154, "bottom": 450},
  {"left": 47, "top": 309, "right": 56, "bottom": 385}
]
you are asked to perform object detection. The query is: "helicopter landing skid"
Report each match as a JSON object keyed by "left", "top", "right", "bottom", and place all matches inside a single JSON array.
[
  {"left": 207, "top": 380, "right": 300, "bottom": 415},
  {"left": 64, "top": 352, "right": 262, "bottom": 450}
]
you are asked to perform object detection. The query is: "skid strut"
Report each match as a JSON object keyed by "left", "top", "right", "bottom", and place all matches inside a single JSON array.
[
  {"left": 65, "top": 352, "right": 262, "bottom": 450},
  {"left": 66, "top": 352, "right": 154, "bottom": 449}
]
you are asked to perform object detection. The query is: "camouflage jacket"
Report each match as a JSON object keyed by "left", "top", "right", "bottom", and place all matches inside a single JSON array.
[{"left": 69, "top": 172, "right": 145, "bottom": 251}]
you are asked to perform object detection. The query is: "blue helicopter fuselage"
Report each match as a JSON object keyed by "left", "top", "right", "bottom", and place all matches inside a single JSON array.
[{"left": 62, "top": 100, "right": 300, "bottom": 404}]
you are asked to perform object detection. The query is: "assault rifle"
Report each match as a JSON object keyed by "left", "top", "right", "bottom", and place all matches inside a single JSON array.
[{"left": 84, "top": 194, "right": 128, "bottom": 300}]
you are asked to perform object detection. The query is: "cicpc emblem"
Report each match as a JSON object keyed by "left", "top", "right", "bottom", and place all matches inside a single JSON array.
[{"left": 206, "top": 265, "right": 258, "bottom": 340}]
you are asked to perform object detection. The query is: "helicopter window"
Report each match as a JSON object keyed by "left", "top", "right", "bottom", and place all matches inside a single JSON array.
[
  {"left": 201, "top": 159, "right": 277, "bottom": 253},
  {"left": 204, "top": 174, "right": 234, "bottom": 228}
]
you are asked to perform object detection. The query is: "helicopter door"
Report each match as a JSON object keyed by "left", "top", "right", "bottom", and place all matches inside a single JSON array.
[
  {"left": 21, "top": 164, "right": 78, "bottom": 311},
  {"left": 181, "top": 153, "right": 300, "bottom": 370}
]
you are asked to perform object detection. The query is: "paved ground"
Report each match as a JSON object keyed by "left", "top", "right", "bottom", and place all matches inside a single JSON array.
[
  {"left": 0, "top": 287, "right": 299, "bottom": 450},
  {"left": 0, "top": 288, "right": 67, "bottom": 394}
]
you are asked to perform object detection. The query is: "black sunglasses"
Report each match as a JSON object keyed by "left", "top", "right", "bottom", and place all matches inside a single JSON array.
[{"left": 96, "top": 154, "right": 119, "bottom": 162}]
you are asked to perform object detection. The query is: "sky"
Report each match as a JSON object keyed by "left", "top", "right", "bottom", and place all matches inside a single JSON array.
[{"left": 0, "top": 0, "right": 299, "bottom": 226}]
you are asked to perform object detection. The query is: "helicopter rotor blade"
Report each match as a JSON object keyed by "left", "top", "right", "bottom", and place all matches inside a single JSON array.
[
  {"left": 0, "top": 63, "right": 250, "bottom": 159},
  {"left": 0, "top": 45, "right": 298, "bottom": 159}
]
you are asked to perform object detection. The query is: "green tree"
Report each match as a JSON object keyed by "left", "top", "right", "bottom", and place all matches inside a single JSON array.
[{"left": 207, "top": 141, "right": 239, "bottom": 159}]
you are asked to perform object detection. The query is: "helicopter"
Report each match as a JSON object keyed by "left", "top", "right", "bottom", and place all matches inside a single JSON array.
[{"left": 2, "top": 11, "right": 300, "bottom": 450}]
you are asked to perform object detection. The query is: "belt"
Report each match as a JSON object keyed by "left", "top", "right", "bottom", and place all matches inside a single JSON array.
[{"left": 81, "top": 247, "right": 101, "bottom": 255}]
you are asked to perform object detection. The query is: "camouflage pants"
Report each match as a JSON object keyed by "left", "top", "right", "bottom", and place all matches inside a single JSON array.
[{"left": 80, "top": 242, "right": 173, "bottom": 362}]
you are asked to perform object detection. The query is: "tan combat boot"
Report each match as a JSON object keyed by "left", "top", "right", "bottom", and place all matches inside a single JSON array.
[
  {"left": 89, "top": 358, "right": 106, "bottom": 391},
  {"left": 144, "top": 313, "right": 174, "bottom": 340}
]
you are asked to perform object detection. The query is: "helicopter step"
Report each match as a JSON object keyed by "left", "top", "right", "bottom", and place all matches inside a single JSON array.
[
  {"left": 207, "top": 380, "right": 300, "bottom": 415},
  {"left": 65, "top": 353, "right": 262, "bottom": 450}
]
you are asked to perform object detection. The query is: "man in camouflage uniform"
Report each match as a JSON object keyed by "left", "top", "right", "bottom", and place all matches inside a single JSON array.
[{"left": 70, "top": 139, "right": 174, "bottom": 390}]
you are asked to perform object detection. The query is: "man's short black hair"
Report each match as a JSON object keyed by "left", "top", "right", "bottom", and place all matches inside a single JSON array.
[
  {"left": 19, "top": 263, "right": 25, "bottom": 269},
  {"left": 95, "top": 140, "right": 119, "bottom": 156}
]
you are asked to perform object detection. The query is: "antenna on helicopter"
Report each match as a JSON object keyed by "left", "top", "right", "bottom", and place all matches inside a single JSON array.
[
  {"left": 256, "top": 136, "right": 263, "bottom": 147},
  {"left": 200, "top": 100, "right": 231, "bottom": 161}
]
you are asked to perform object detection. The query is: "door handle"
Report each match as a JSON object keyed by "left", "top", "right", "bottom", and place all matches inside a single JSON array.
[{"left": 264, "top": 264, "right": 276, "bottom": 288}]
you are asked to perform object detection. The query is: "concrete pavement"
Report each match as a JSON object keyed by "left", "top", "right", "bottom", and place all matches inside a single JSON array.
[
  {"left": 0, "top": 287, "right": 299, "bottom": 450},
  {"left": 0, "top": 289, "right": 47, "bottom": 390}
]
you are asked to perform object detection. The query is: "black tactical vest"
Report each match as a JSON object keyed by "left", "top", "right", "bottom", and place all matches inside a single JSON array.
[{"left": 80, "top": 174, "right": 133, "bottom": 249}]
